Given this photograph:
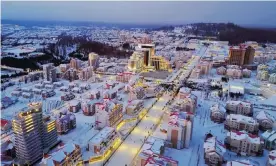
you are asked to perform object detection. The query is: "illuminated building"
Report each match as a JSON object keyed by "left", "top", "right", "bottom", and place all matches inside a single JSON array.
[
  {"left": 150, "top": 55, "right": 172, "bottom": 71},
  {"left": 88, "top": 52, "right": 99, "bottom": 69},
  {"left": 167, "top": 111, "right": 193, "bottom": 149},
  {"left": 40, "top": 143, "right": 81, "bottom": 166},
  {"left": 128, "top": 51, "right": 144, "bottom": 73},
  {"left": 137, "top": 43, "right": 155, "bottom": 67},
  {"left": 43, "top": 63, "right": 57, "bottom": 82},
  {"left": 228, "top": 45, "right": 255, "bottom": 66},
  {"left": 12, "top": 103, "right": 58, "bottom": 165},
  {"left": 88, "top": 127, "right": 120, "bottom": 156},
  {"left": 95, "top": 98, "right": 123, "bottom": 129}
]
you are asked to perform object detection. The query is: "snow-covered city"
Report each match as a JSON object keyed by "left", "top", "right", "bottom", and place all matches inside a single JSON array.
[{"left": 2, "top": 1, "right": 276, "bottom": 166}]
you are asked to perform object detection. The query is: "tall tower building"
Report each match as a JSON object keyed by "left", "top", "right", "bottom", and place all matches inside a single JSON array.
[
  {"left": 228, "top": 45, "right": 255, "bottom": 66},
  {"left": 43, "top": 63, "right": 57, "bottom": 82},
  {"left": 12, "top": 103, "right": 58, "bottom": 165},
  {"left": 138, "top": 44, "right": 155, "bottom": 67},
  {"left": 244, "top": 46, "right": 255, "bottom": 65},
  {"left": 88, "top": 52, "right": 99, "bottom": 69}
]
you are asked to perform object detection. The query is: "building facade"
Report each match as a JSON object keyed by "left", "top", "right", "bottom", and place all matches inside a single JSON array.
[
  {"left": 210, "top": 104, "right": 226, "bottom": 123},
  {"left": 226, "top": 101, "right": 253, "bottom": 116},
  {"left": 167, "top": 111, "right": 193, "bottom": 149},
  {"left": 224, "top": 114, "right": 259, "bottom": 134},
  {"left": 225, "top": 131, "right": 264, "bottom": 156},
  {"left": 43, "top": 63, "right": 57, "bottom": 82},
  {"left": 56, "top": 113, "right": 76, "bottom": 134}
]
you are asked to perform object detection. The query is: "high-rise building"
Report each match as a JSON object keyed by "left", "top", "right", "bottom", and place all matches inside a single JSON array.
[
  {"left": 128, "top": 51, "right": 144, "bottom": 72},
  {"left": 137, "top": 44, "right": 155, "bottom": 67},
  {"left": 88, "top": 52, "right": 99, "bottom": 69},
  {"left": 150, "top": 55, "right": 171, "bottom": 71},
  {"left": 43, "top": 63, "right": 57, "bottom": 82},
  {"left": 167, "top": 111, "right": 192, "bottom": 149},
  {"left": 70, "top": 58, "right": 82, "bottom": 70},
  {"left": 228, "top": 45, "right": 255, "bottom": 66},
  {"left": 12, "top": 103, "right": 58, "bottom": 165},
  {"left": 78, "top": 67, "right": 94, "bottom": 81}
]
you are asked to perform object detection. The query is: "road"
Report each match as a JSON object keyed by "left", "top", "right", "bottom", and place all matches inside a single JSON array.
[{"left": 105, "top": 94, "right": 172, "bottom": 166}]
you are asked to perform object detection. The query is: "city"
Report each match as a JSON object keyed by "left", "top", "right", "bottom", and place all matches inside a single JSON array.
[{"left": 1, "top": 1, "right": 276, "bottom": 166}]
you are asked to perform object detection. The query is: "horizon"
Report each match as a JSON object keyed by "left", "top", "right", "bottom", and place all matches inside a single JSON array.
[{"left": 2, "top": 1, "right": 276, "bottom": 28}]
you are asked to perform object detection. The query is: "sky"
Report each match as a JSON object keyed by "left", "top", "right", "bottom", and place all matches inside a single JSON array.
[{"left": 2, "top": 1, "right": 276, "bottom": 27}]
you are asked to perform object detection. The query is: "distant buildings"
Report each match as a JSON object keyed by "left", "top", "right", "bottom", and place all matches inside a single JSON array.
[
  {"left": 78, "top": 67, "right": 94, "bottom": 81},
  {"left": 225, "top": 130, "right": 264, "bottom": 156},
  {"left": 226, "top": 101, "right": 253, "bottom": 116},
  {"left": 228, "top": 45, "right": 255, "bottom": 66},
  {"left": 43, "top": 63, "right": 57, "bottom": 82},
  {"left": 116, "top": 72, "right": 133, "bottom": 83},
  {"left": 225, "top": 114, "right": 259, "bottom": 134},
  {"left": 95, "top": 98, "right": 123, "bottom": 129},
  {"left": 40, "top": 143, "right": 81, "bottom": 166},
  {"left": 56, "top": 112, "right": 76, "bottom": 135},
  {"left": 203, "top": 133, "right": 226, "bottom": 166},
  {"left": 12, "top": 103, "right": 58, "bottom": 165},
  {"left": 70, "top": 58, "right": 82, "bottom": 70},
  {"left": 257, "top": 64, "right": 269, "bottom": 81},
  {"left": 167, "top": 111, "right": 192, "bottom": 149}
]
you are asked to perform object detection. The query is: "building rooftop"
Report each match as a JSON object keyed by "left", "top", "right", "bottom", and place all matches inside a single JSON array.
[
  {"left": 89, "top": 126, "right": 114, "bottom": 145},
  {"left": 226, "top": 114, "right": 257, "bottom": 125},
  {"left": 227, "top": 131, "right": 262, "bottom": 144}
]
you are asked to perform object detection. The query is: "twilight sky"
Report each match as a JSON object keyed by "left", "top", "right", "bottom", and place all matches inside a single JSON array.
[{"left": 2, "top": 1, "right": 276, "bottom": 26}]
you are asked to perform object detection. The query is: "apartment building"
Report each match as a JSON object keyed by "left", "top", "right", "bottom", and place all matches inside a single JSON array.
[
  {"left": 226, "top": 101, "right": 253, "bottom": 116},
  {"left": 210, "top": 104, "right": 226, "bottom": 123},
  {"left": 267, "top": 150, "right": 276, "bottom": 166},
  {"left": 88, "top": 127, "right": 120, "bottom": 162},
  {"left": 135, "top": 137, "right": 178, "bottom": 166},
  {"left": 116, "top": 72, "right": 133, "bottom": 83},
  {"left": 43, "top": 63, "right": 57, "bottom": 82},
  {"left": 257, "top": 70, "right": 269, "bottom": 81},
  {"left": 216, "top": 66, "right": 227, "bottom": 75},
  {"left": 225, "top": 130, "right": 264, "bottom": 156},
  {"left": 12, "top": 102, "right": 58, "bottom": 165},
  {"left": 261, "top": 130, "right": 276, "bottom": 150},
  {"left": 95, "top": 98, "right": 123, "bottom": 129},
  {"left": 81, "top": 99, "right": 101, "bottom": 116},
  {"left": 204, "top": 133, "right": 226, "bottom": 166},
  {"left": 125, "top": 99, "right": 143, "bottom": 116},
  {"left": 150, "top": 55, "right": 172, "bottom": 71},
  {"left": 178, "top": 87, "right": 191, "bottom": 100},
  {"left": 225, "top": 114, "right": 259, "bottom": 134},
  {"left": 228, "top": 45, "right": 254, "bottom": 66},
  {"left": 78, "top": 67, "right": 94, "bottom": 81},
  {"left": 242, "top": 69, "right": 252, "bottom": 78},
  {"left": 196, "top": 60, "right": 212, "bottom": 75},
  {"left": 167, "top": 111, "right": 193, "bottom": 149},
  {"left": 255, "top": 111, "right": 274, "bottom": 131},
  {"left": 40, "top": 143, "right": 81, "bottom": 166},
  {"left": 70, "top": 58, "right": 82, "bottom": 70},
  {"left": 56, "top": 113, "right": 76, "bottom": 134}
]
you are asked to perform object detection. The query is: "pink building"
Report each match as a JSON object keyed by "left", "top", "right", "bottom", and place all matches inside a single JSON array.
[
  {"left": 167, "top": 111, "right": 193, "bottom": 149},
  {"left": 95, "top": 98, "right": 123, "bottom": 129},
  {"left": 116, "top": 72, "right": 133, "bottom": 83}
]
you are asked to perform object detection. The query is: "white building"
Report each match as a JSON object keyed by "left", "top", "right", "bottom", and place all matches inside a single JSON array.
[
  {"left": 225, "top": 114, "right": 259, "bottom": 134},
  {"left": 269, "top": 73, "right": 276, "bottom": 84}
]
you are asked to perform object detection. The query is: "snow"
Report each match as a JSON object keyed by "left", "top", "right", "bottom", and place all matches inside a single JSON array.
[{"left": 89, "top": 127, "right": 114, "bottom": 145}]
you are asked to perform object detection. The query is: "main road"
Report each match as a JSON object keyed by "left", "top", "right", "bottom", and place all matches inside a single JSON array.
[{"left": 105, "top": 94, "right": 172, "bottom": 166}]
